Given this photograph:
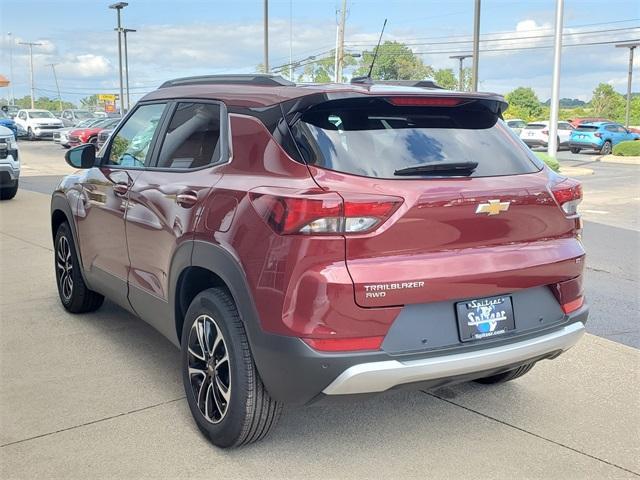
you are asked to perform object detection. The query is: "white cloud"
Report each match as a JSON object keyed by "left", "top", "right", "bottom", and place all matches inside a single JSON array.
[{"left": 57, "top": 54, "right": 113, "bottom": 78}]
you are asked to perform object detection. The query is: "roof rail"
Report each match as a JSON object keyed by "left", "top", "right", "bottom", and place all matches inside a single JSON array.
[
  {"left": 159, "top": 74, "right": 296, "bottom": 88},
  {"left": 350, "top": 78, "right": 444, "bottom": 89}
]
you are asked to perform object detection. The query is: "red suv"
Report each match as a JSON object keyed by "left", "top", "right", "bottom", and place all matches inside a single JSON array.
[{"left": 51, "top": 75, "right": 587, "bottom": 448}]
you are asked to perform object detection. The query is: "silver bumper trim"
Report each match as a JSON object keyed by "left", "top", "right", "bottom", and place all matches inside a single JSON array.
[{"left": 323, "top": 322, "right": 585, "bottom": 395}]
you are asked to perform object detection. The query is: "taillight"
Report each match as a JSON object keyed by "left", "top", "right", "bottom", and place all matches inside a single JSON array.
[
  {"left": 249, "top": 189, "right": 402, "bottom": 235},
  {"left": 542, "top": 129, "right": 549, "bottom": 136},
  {"left": 594, "top": 132, "right": 602, "bottom": 138},
  {"left": 561, "top": 296, "right": 584, "bottom": 314},
  {"left": 386, "top": 96, "right": 464, "bottom": 107},
  {"left": 302, "top": 336, "right": 384, "bottom": 352},
  {"left": 550, "top": 179, "right": 582, "bottom": 216}
]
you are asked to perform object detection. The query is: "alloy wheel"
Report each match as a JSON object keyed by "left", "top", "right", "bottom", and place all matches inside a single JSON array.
[
  {"left": 187, "top": 315, "right": 231, "bottom": 424},
  {"left": 56, "top": 236, "right": 73, "bottom": 301}
]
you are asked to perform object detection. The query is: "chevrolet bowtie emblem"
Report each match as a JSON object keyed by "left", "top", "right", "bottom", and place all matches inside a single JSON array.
[{"left": 475, "top": 199, "right": 510, "bottom": 216}]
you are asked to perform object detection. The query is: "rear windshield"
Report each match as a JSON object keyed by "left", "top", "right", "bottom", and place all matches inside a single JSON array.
[
  {"left": 576, "top": 125, "right": 599, "bottom": 132},
  {"left": 292, "top": 98, "right": 540, "bottom": 179},
  {"left": 507, "top": 120, "right": 526, "bottom": 128},
  {"left": 524, "top": 123, "right": 545, "bottom": 130}
]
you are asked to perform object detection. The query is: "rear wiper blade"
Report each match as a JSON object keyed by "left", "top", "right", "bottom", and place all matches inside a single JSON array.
[{"left": 394, "top": 161, "right": 479, "bottom": 176}]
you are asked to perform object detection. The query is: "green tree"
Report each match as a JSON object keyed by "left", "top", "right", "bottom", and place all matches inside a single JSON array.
[
  {"left": 590, "top": 83, "right": 625, "bottom": 120},
  {"left": 433, "top": 69, "right": 457, "bottom": 90},
  {"left": 80, "top": 94, "right": 99, "bottom": 109},
  {"left": 504, "top": 87, "right": 543, "bottom": 121},
  {"left": 14, "top": 95, "right": 75, "bottom": 111},
  {"left": 297, "top": 51, "right": 357, "bottom": 83},
  {"left": 354, "top": 41, "right": 432, "bottom": 80}
]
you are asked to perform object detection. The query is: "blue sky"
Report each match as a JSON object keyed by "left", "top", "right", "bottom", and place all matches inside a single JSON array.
[{"left": 1, "top": 0, "right": 638, "bottom": 105}]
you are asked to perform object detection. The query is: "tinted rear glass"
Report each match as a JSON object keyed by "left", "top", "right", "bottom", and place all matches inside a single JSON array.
[
  {"left": 292, "top": 98, "right": 540, "bottom": 179},
  {"left": 576, "top": 126, "right": 599, "bottom": 132}
]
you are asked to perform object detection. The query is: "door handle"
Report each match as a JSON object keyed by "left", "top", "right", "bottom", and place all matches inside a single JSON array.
[
  {"left": 113, "top": 183, "right": 130, "bottom": 197},
  {"left": 176, "top": 190, "right": 199, "bottom": 208}
]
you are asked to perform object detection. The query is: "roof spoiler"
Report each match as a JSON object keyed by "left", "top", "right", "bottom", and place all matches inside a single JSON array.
[
  {"left": 160, "top": 74, "right": 295, "bottom": 88},
  {"left": 350, "top": 78, "right": 444, "bottom": 89}
]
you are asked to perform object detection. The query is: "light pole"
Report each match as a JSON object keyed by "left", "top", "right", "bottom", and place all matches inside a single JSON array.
[
  {"left": 18, "top": 41, "right": 43, "bottom": 109},
  {"left": 263, "top": 0, "right": 269, "bottom": 72},
  {"left": 46, "top": 63, "right": 63, "bottom": 111},
  {"left": 547, "top": 0, "right": 564, "bottom": 157},
  {"left": 121, "top": 28, "right": 136, "bottom": 111},
  {"left": 615, "top": 42, "right": 639, "bottom": 128},
  {"left": 109, "top": 2, "right": 128, "bottom": 114},
  {"left": 471, "top": 0, "right": 481, "bottom": 91},
  {"left": 8, "top": 32, "right": 15, "bottom": 105},
  {"left": 449, "top": 54, "right": 472, "bottom": 91}
]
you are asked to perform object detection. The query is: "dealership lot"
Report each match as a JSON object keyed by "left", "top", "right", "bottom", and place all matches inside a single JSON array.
[{"left": 1, "top": 141, "right": 639, "bottom": 478}]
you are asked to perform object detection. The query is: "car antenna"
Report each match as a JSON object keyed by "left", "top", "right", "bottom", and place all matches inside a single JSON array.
[{"left": 351, "top": 19, "right": 387, "bottom": 85}]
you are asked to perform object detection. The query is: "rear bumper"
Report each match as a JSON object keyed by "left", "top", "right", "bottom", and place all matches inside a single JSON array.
[
  {"left": 250, "top": 302, "right": 588, "bottom": 405},
  {"left": 569, "top": 141, "right": 601, "bottom": 150},
  {"left": 323, "top": 321, "right": 584, "bottom": 395},
  {"left": 523, "top": 138, "right": 547, "bottom": 148}
]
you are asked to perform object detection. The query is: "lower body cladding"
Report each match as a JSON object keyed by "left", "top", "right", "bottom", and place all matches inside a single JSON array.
[{"left": 248, "top": 286, "right": 588, "bottom": 405}]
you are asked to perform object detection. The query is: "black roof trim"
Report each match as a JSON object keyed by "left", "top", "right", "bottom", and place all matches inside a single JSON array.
[
  {"left": 159, "top": 74, "right": 296, "bottom": 88},
  {"left": 350, "top": 78, "right": 444, "bottom": 89}
]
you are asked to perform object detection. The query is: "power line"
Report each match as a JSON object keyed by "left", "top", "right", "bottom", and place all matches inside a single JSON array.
[
  {"left": 344, "top": 18, "right": 640, "bottom": 45},
  {"left": 345, "top": 26, "right": 639, "bottom": 47}
]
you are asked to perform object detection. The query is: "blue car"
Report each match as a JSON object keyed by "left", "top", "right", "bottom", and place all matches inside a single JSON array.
[
  {"left": 0, "top": 110, "right": 17, "bottom": 138},
  {"left": 569, "top": 121, "right": 639, "bottom": 155}
]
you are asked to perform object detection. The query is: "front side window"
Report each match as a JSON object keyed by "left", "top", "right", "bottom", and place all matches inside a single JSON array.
[
  {"left": 156, "top": 102, "right": 222, "bottom": 169},
  {"left": 106, "top": 103, "right": 166, "bottom": 167}
]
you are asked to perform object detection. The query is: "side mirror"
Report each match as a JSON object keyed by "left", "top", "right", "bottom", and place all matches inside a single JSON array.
[{"left": 65, "top": 143, "right": 97, "bottom": 169}]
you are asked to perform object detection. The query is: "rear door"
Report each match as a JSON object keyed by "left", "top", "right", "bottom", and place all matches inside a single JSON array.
[
  {"left": 125, "top": 101, "right": 228, "bottom": 339},
  {"left": 292, "top": 96, "right": 583, "bottom": 308}
]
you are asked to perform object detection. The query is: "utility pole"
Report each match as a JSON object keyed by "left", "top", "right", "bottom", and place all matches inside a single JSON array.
[
  {"left": 263, "top": 0, "right": 269, "bottom": 72},
  {"left": 289, "top": 0, "right": 293, "bottom": 80},
  {"left": 18, "top": 41, "right": 43, "bottom": 109},
  {"left": 547, "top": 0, "right": 564, "bottom": 157},
  {"left": 471, "top": 0, "right": 481, "bottom": 91},
  {"left": 334, "top": 0, "right": 347, "bottom": 83},
  {"left": 47, "top": 63, "right": 63, "bottom": 111},
  {"left": 615, "top": 42, "right": 639, "bottom": 128},
  {"left": 122, "top": 28, "right": 136, "bottom": 111},
  {"left": 450, "top": 54, "right": 472, "bottom": 91},
  {"left": 8, "top": 32, "right": 15, "bottom": 105},
  {"left": 109, "top": 2, "right": 128, "bottom": 114}
]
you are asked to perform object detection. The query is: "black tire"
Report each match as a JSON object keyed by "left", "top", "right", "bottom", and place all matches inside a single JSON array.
[
  {"left": 88, "top": 136, "right": 97, "bottom": 145},
  {"left": 570, "top": 147, "right": 581, "bottom": 154},
  {"left": 474, "top": 362, "right": 535, "bottom": 384},
  {"left": 0, "top": 180, "right": 18, "bottom": 200},
  {"left": 181, "top": 288, "right": 282, "bottom": 448},
  {"left": 600, "top": 140, "right": 612, "bottom": 155},
  {"left": 27, "top": 128, "right": 35, "bottom": 141},
  {"left": 54, "top": 222, "right": 104, "bottom": 313}
]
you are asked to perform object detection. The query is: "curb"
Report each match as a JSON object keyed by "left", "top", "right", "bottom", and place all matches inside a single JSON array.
[
  {"left": 559, "top": 166, "right": 594, "bottom": 177},
  {"left": 599, "top": 155, "right": 640, "bottom": 165}
]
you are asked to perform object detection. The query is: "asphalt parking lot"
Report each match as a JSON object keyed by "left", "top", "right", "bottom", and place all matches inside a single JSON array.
[{"left": 1, "top": 141, "right": 639, "bottom": 479}]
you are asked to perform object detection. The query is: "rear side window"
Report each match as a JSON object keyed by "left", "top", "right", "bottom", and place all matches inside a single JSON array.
[
  {"left": 292, "top": 97, "right": 540, "bottom": 179},
  {"left": 156, "top": 102, "right": 222, "bottom": 169}
]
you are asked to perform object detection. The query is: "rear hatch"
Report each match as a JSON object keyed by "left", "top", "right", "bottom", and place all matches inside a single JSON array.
[
  {"left": 520, "top": 123, "right": 547, "bottom": 141},
  {"left": 571, "top": 125, "right": 600, "bottom": 144},
  {"left": 291, "top": 95, "right": 584, "bottom": 307}
]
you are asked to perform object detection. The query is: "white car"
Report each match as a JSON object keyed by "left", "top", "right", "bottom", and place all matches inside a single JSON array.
[
  {"left": 505, "top": 118, "right": 527, "bottom": 136},
  {"left": 520, "top": 121, "right": 574, "bottom": 150},
  {"left": 14, "top": 109, "right": 64, "bottom": 140},
  {"left": 0, "top": 125, "right": 20, "bottom": 200}
]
